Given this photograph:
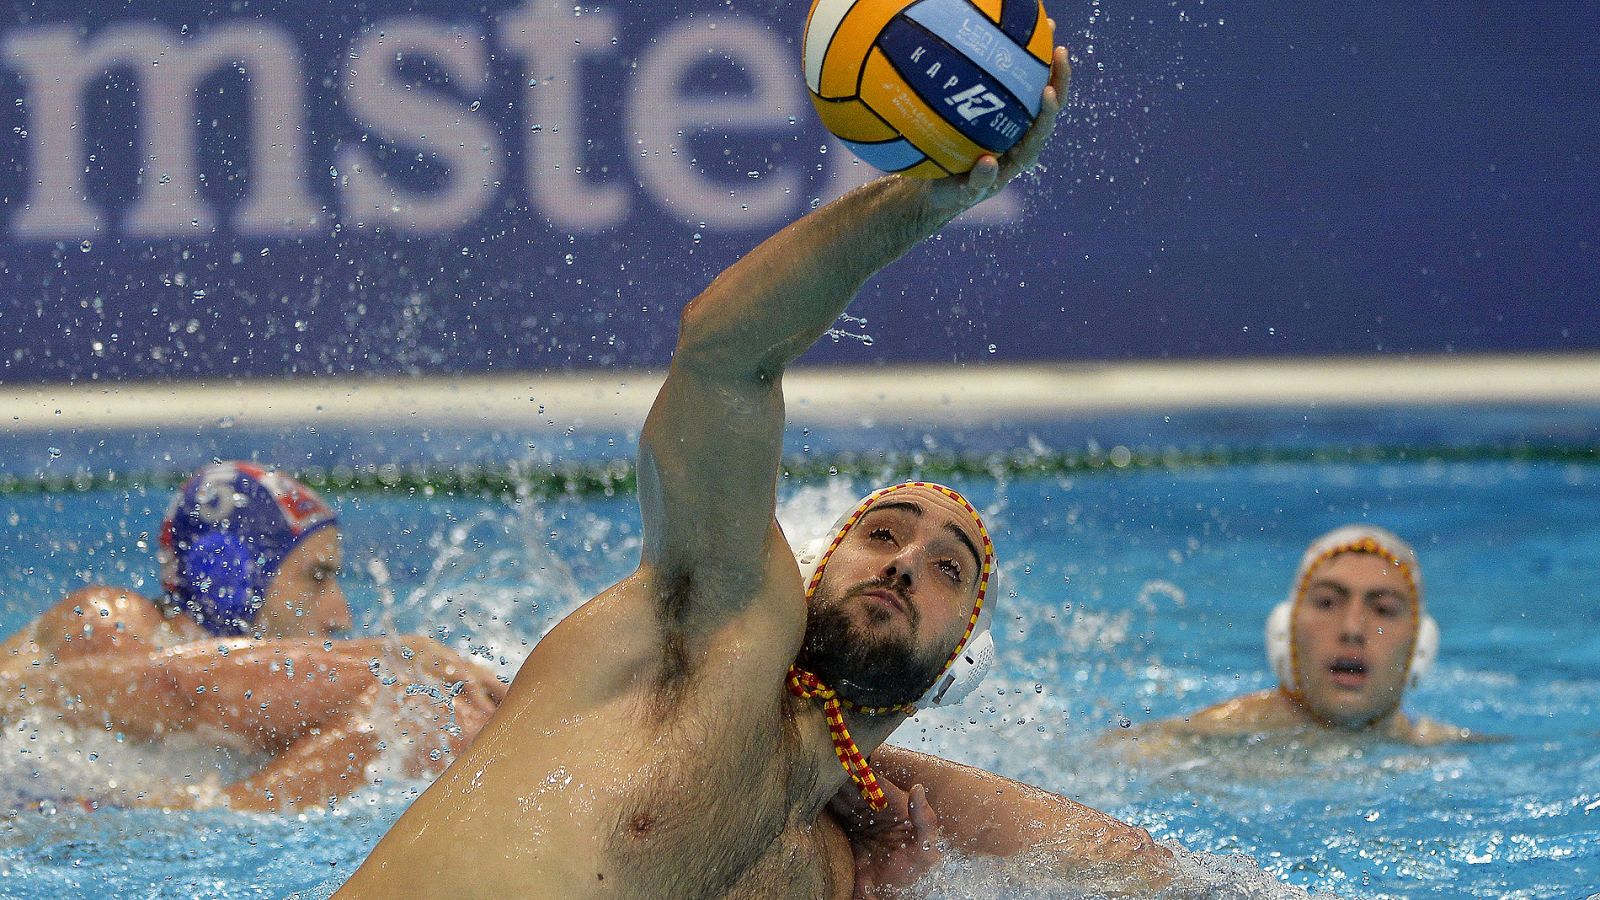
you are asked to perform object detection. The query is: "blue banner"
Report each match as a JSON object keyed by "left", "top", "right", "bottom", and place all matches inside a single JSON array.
[{"left": 1, "top": 0, "right": 1596, "bottom": 383}]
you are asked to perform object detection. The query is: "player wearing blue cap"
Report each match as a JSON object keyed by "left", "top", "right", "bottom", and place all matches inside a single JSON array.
[
  {"left": 0, "top": 462, "right": 503, "bottom": 811},
  {"left": 156, "top": 460, "right": 346, "bottom": 639}
]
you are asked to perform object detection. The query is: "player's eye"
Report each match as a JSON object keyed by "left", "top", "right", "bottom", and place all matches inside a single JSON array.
[
  {"left": 937, "top": 559, "right": 962, "bottom": 583},
  {"left": 868, "top": 527, "right": 896, "bottom": 544}
]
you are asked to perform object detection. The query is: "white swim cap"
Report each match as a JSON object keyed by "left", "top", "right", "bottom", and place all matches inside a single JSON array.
[
  {"left": 1266, "top": 524, "right": 1439, "bottom": 693},
  {"left": 793, "top": 482, "right": 997, "bottom": 711}
]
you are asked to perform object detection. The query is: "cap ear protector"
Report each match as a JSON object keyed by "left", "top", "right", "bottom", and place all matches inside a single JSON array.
[
  {"left": 917, "top": 605, "right": 995, "bottom": 708},
  {"left": 1268, "top": 601, "right": 1438, "bottom": 690},
  {"left": 1266, "top": 525, "right": 1438, "bottom": 694},
  {"left": 793, "top": 482, "right": 998, "bottom": 711}
]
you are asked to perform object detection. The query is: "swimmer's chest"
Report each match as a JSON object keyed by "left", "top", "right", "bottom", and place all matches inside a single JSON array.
[
  {"left": 605, "top": 791, "right": 852, "bottom": 900},
  {"left": 599, "top": 703, "right": 850, "bottom": 898}
]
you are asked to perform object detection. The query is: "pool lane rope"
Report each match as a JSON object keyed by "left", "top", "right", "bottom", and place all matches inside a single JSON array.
[{"left": 3, "top": 443, "right": 1594, "bottom": 500}]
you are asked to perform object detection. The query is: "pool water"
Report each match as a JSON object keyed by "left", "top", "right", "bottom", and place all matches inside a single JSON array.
[{"left": 2, "top": 415, "right": 1598, "bottom": 898}]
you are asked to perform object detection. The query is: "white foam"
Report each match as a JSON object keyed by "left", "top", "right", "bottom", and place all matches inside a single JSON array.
[{"left": 909, "top": 846, "right": 1330, "bottom": 899}]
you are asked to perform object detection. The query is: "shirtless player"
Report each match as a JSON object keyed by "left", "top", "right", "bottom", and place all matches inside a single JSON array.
[{"left": 341, "top": 46, "right": 1171, "bottom": 898}]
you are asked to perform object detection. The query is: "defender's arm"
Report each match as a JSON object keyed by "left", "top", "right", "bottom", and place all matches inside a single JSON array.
[
  {"left": 866, "top": 745, "right": 1173, "bottom": 893},
  {"left": 5, "top": 642, "right": 376, "bottom": 751}
]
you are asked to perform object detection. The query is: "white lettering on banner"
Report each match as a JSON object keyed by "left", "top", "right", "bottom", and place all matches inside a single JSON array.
[
  {"left": 631, "top": 17, "right": 801, "bottom": 227},
  {"left": 2, "top": 23, "right": 320, "bottom": 237},
  {"left": 0, "top": 1, "right": 1020, "bottom": 240},
  {"left": 339, "top": 21, "right": 503, "bottom": 232},
  {"left": 501, "top": 1, "right": 629, "bottom": 232}
]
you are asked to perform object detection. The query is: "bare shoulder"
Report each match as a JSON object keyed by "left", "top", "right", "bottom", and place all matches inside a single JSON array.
[
  {"left": 1407, "top": 716, "right": 1488, "bottom": 746},
  {"left": 1, "top": 585, "right": 165, "bottom": 670},
  {"left": 1161, "top": 691, "right": 1292, "bottom": 736},
  {"left": 507, "top": 547, "right": 805, "bottom": 713},
  {"left": 504, "top": 573, "right": 670, "bottom": 709}
]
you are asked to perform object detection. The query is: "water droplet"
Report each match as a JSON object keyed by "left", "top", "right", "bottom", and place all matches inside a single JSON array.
[{"left": 79, "top": 240, "right": 91, "bottom": 252}]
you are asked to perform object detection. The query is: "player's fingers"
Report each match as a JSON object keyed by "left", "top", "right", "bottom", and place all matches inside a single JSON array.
[
  {"left": 999, "top": 111, "right": 1055, "bottom": 181},
  {"left": 964, "top": 155, "right": 1000, "bottom": 200},
  {"left": 908, "top": 783, "right": 939, "bottom": 835},
  {"left": 997, "top": 49, "right": 1067, "bottom": 180}
]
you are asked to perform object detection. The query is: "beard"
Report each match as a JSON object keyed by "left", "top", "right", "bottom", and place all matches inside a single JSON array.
[{"left": 794, "top": 584, "right": 948, "bottom": 709}]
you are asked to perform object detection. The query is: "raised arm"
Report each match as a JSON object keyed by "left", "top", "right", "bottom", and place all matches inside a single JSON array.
[{"left": 637, "top": 48, "right": 1072, "bottom": 633}]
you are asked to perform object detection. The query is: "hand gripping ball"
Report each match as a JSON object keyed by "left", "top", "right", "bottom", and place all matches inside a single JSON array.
[{"left": 803, "top": 0, "right": 1055, "bottom": 177}]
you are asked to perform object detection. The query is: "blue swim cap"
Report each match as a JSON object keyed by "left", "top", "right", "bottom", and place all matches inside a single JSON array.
[{"left": 157, "top": 462, "right": 338, "bottom": 636}]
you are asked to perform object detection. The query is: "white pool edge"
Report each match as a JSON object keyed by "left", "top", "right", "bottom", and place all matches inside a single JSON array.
[{"left": 5, "top": 353, "right": 1599, "bottom": 433}]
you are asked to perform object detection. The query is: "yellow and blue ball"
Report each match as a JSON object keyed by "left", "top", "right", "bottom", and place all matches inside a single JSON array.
[{"left": 803, "top": 0, "right": 1055, "bottom": 178}]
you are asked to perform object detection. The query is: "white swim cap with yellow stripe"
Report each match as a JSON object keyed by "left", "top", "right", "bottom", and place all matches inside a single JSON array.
[
  {"left": 794, "top": 481, "right": 998, "bottom": 710},
  {"left": 1266, "top": 524, "right": 1439, "bottom": 693}
]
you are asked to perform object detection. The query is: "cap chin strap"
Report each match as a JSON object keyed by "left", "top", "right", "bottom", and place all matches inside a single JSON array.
[
  {"left": 788, "top": 482, "right": 997, "bottom": 810},
  {"left": 786, "top": 670, "right": 889, "bottom": 809}
]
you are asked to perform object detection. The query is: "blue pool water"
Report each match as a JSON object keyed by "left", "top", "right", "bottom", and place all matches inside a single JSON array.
[{"left": 2, "top": 409, "right": 1598, "bottom": 898}]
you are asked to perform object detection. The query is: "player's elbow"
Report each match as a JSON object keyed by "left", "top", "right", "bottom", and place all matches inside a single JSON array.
[
  {"left": 673, "top": 295, "right": 776, "bottom": 382},
  {"left": 674, "top": 297, "right": 728, "bottom": 368}
]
